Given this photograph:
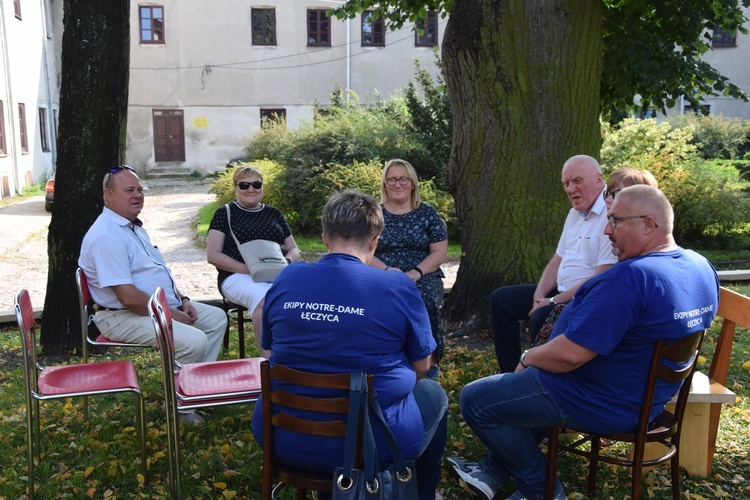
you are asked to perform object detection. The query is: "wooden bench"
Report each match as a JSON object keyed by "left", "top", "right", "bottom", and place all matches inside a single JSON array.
[{"left": 662, "top": 286, "right": 749, "bottom": 477}]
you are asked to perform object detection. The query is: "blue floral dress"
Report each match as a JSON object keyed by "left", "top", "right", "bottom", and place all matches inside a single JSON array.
[{"left": 375, "top": 203, "right": 448, "bottom": 360}]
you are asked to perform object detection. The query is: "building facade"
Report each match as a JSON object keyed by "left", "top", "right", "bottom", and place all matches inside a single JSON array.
[
  {"left": 684, "top": 9, "right": 750, "bottom": 118},
  {"left": 126, "top": 1, "right": 446, "bottom": 175},
  {"left": 0, "top": 0, "right": 61, "bottom": 198},
  {"left": 2, "top": 2, "right": 750, "bottom": 193}
]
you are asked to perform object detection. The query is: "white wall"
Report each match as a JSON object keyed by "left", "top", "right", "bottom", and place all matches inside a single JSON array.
[
  {"left": 0, "top": 0, "right": 60, "bottom": 196},
  {"left": 125, "top": 0, "right": 446, "bottom": 173}
]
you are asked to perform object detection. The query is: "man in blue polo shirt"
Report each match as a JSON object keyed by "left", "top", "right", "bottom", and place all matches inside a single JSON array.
[{"left": 449, "top": 185, "right": 720, "bottom": 500}]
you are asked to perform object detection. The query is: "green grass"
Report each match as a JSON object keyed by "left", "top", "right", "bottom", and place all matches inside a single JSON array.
[{"left": 1, "top": 285, "right": 749, "bottom": 498}]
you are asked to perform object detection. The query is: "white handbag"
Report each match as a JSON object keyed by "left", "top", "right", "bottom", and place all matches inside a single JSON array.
[{"left": 225, "top": 205, "right": 287, "bottom": 282}]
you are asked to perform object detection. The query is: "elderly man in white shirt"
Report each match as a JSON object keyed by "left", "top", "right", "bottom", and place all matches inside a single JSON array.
[{"left": 490, "top": 155, "right": 616, "bottom": 373}]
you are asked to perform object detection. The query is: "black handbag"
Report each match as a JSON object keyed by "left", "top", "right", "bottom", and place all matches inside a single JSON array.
[{"left": 331, "top": 373, "right": 419, "bottom": 500}]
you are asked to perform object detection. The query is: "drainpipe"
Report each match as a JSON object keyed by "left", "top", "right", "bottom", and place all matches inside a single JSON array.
[
  {"left": 39, "top": 0, "right": 57, "bottom": 169},
  {"left": 346, "top": 16, "right": 351, "bottom": 101}
]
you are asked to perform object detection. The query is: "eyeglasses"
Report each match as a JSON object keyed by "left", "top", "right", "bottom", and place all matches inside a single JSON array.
[
  {"left": 607, "top": 215, "right": 649, "bottom": 228},
  {"left": 385, "top": 177, "right": 412, "bottom": 187},
  {"left": 603, "top": 188, "right": 621, "bottom": 200},
  {"left": 236, "top": 180, "right": 263, "bottom": 190},
  {"left": 105, "top": 165, "right": 136, "bottom": 188}
]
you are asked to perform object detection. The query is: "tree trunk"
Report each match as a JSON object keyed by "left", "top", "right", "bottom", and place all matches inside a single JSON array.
[
  {"left": 41, "top": 0, "right": 130, "bottom": 355},
  {"left": 442, "top": 0, "right": 604, "bottom": 331}
]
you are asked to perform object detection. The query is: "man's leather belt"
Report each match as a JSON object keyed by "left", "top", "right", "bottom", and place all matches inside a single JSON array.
[{"left": 93, "top": 303, "right": 125, "bottom": 312}]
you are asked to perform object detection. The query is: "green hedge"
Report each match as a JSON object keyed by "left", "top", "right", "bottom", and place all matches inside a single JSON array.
[{"left": 602, "top": 118, "right": 750, "bottom": 249}]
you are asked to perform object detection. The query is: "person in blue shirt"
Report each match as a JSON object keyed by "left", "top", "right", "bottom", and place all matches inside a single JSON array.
[
  {"left": 251, "top": 189, "right": 448, "bottom": 500},
  {"left": 448, "top": 185, "right": 720, "bottom": 500}
]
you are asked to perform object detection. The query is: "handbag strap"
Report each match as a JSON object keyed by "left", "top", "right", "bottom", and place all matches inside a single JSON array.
[
  {"left": 370, "top": 389, "right": 410, "bottom": 474},
  {"left": 341, "top": 372, "right": 377, "bottom": 486},
  {"left": 224, "top": 204, "right": 244, "bottom": 250}
]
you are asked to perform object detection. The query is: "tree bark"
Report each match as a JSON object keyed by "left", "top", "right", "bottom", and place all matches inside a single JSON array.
[
  {"left": 41, "top": 0, "right": 130, "bottom": 354},
  {"left": 442, "top": 0, "right": 604, "bottom": 331}
]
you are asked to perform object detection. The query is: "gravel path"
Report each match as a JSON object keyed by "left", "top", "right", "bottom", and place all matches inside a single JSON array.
[{"left": 0, "top": 179, "right": 458, "bottom": 313}]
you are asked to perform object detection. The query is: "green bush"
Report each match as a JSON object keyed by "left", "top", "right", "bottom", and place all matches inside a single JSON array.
[
  {"left": 242, "top": 88, "right": 454, "bottom": 235},
  {"left": 601, "top": 118, "right": 750, "bottom": 249},
  {"left": 667, "top": 114, "right": 750, "bottom": 160}
]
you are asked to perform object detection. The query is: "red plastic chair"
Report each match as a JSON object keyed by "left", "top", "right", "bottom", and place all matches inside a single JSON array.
[
  {"left": 76, "top": 267, "right": 150, "bottom": 363},
  {"left": 15, "top": 289, "right": 147, "bottom": 499},
  {"left": 148, "top": 287, "right": 263, "bottom": 498}
]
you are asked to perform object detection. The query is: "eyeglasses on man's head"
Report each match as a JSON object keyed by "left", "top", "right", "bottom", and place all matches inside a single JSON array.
[
  {"left": 105, "top": 165, "right": 136, "bottom": 188},
  {"left": 236, "top": 180, "right": 263, "bottom": 190},
  {"left": 385, "top": 177, "right": 412, "bottom": 187}
]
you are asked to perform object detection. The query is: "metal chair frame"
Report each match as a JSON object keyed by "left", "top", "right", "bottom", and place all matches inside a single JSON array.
[
  {"left": 545, "top": 329, "right": 706, "bottom": 500},
  {"left": 76, "top": 267, "right": 151, "bottom": 363},
  {"left": 148, "top": 287, "right": 263, "bottom": 498},
  {"left": 15, "top": 289, "right": 147, "bottom": 499},
  {"left": 221, "top": 294, "right": 250, "bottom": 359}
]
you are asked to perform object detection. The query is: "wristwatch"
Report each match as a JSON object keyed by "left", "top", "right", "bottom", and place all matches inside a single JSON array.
[
  {"left": 180, "top": 296, "right": 190, "bottom": 303},
  {"left": 519, "top": 350, "right": 529, "bottom": 368},
  {"left": 549, "top": 296, "right": 557, "bottom": 306}
]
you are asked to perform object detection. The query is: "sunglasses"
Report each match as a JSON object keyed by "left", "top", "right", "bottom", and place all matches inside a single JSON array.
[
  {"left": 603, "top": 188, "right": 621, "bottom": 200},
  {"left": 237, "top": 180, "right": 263, "bottom": 190},
  {"left": 105, "top": 165, "right": 136, "bottom": 187}
]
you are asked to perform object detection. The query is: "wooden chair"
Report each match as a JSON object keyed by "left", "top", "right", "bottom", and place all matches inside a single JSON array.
[
  {"left": 545, "top": 328, "right": 705, "bottom": 500},
  {"left": 148, "top": 287, "right": 263, "bottom": 498},
  {"left": 261, "top": 360, "right": 372, "bottom": 499},
  {"left": 76, "top": 267, "right": 150, "bottom": 363},
  {"left": 220, "top": 294, "right": 250, "bottom": 358},
  {"left": 15, "top": 289, "right": 147, "bottom": 499}
]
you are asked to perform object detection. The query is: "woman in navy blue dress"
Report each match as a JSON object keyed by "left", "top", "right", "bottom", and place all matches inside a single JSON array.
[{"left": 370, "top": 159, "right": 448, "bottom": 379}]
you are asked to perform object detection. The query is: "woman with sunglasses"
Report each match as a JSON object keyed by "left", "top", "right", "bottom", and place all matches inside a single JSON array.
[
  {"left": 603, "top": 167, "right": 659, "bottom": 211},
  {"left": 207, "top": 165, "right": 299, "bottom": 358},
  {"left": 369, "top": 159, "right": 448, "bottom": 380}
]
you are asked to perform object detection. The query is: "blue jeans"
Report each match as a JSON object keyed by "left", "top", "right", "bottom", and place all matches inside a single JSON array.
[
  {"left": 490, "top": 284, "right": 556, "bottom": 372},
  {"left": 413, "top": 378, "right": 449, "bottom": 500},
  {"left": 459, "top": 368, "right": 582, "bottom": 499},
  {"left": 279, "top": 378, "right": 448, "bottom": 500}
]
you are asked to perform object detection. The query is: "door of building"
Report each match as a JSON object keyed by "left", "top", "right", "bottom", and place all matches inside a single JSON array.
[{"left": 152, "top": 110, "right": 185, "bottom": 162}]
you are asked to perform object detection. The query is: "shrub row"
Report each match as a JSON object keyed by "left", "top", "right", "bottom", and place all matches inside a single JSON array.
[{"left": 601, "top": 117, "right": 750, "bottom": 249}]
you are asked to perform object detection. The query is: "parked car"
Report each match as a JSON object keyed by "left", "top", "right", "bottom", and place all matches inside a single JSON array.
[
  {"left": 44, "top": 173, "right": 55, "bottom": 212},
  {"left": 226, "top": 156, "right": 248, "bottom": 169}
]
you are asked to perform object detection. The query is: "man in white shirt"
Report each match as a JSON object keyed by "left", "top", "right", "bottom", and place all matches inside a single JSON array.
[
  {"left": 79, "top": 166, "right": 226, "bottom": 423},
  {"left": 490, "top": 155, "right": 616, "bottom": 372}
]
